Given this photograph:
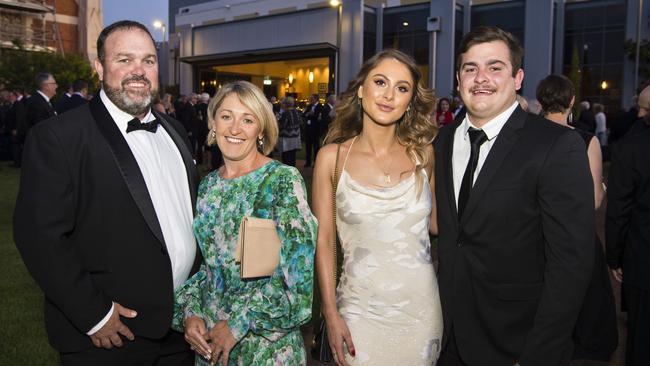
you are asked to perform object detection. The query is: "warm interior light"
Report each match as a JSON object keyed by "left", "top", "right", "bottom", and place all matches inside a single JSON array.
[
  {"left": 308, "top": 71, "right": 314, "bottom": 83},
  {"left": 288, "top": 73, "right": 294, "bottom": 84},
  {"left": 601, "top": 81, "right": 608, "bottom": 90},
  {"left": 330, "top": 0, "right": 340, "bottom": 7},
  {"left": 403, "top": 21, "right": 409, "bottom": 27},
  {"left": 153, "top": 20, "right": 163, "bottom": 29}
]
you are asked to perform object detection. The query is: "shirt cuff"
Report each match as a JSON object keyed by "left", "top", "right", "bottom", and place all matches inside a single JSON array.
[{"left": 87, "top": 302, "right": 114, "bottom": 335}]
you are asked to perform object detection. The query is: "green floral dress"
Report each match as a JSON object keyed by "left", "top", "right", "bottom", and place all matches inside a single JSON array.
[{"left": 172, "top": 160, "right": 317, "bottom": 365}]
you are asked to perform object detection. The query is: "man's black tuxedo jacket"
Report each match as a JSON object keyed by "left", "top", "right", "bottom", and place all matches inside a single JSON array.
[
  {"left": 606, "top": 129, "right": 650, "bottom": 290},
  {"left": 434, "top": 107, "right": 595, "bottom": 366},
  {"left": 13, "top": 96, "right": 201, "bottom": 352},
  {"left": 25, "top": 91, "right": 56, "bottom": 129}
]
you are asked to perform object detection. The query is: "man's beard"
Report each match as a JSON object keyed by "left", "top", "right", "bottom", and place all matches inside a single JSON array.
[{"left": 104, "top": 75, "right": 157, "bottom": 116}]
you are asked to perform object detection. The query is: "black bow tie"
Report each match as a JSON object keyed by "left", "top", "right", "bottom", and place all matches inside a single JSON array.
[{"left": 126, "top": 118, "right": 159, "bottom": 133}]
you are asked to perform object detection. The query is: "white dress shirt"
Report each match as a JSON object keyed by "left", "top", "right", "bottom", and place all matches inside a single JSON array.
[
  {"left": 88, "top": 90, "right": 196, "bottom": 335},
  {"left": 452, "top": 101, "right": 519, "bottom": 205}
]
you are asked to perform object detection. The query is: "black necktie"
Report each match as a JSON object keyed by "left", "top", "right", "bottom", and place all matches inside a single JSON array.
[
  {"left": 126, "top": 118, "right": 159, "bottom": 133},
  {"left": 458, "top": 128, "right": 488, "bottom": 218}
]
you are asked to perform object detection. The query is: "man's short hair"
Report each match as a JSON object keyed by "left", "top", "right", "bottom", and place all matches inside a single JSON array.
[
  {"left": 35, "top": 72, "right": 53, "bottom": 89},
  {"left": 72, "top": 79, "right": 89, "bottom": 93},
  {"left": 456, "top": 26, "right": 523, "bottom": 77},
  {"left": 580, "top": 101, "right": 590, "bottom": 110},
  {"left": 97, "top": 20, "right": 155, "bottom": 63}
]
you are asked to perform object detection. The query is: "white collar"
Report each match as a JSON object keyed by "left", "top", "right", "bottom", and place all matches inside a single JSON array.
[
  {"left": 99, "top": 89, "right": 154, "bottom": 133},
  {"left": 462, "top": 100, "right": 519, "bottom": 141},
  {"left": 36, "top": 90, "right": 50, "bottom": 103}
]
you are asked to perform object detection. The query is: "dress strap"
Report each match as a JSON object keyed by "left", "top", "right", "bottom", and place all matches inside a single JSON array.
[{"left": 341, "top": 136, "right": 357, "bottom": 171}]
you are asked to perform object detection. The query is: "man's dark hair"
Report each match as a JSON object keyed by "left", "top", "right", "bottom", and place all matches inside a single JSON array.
[
  {"left": 35, "top": 72, "right": 53, "bottom": 89},
  {"left": 536, "top": 74, "right": 575, "bottom": 115},
  {"left": 456, "top": 26, "right": 523, "bottom": 77},
  {"left": 72, "top": 79, "right": 89, "bottom": 92},
  {"left": 97, "top": 20, "right": 155, "bottom": 63}
]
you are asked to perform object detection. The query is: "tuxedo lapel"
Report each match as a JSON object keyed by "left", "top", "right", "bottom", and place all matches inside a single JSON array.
[
  {"left": 460, "top": 107, "right": 526, "bottom": 225},
  {"left": 88, "top": 97, "right": 166, "bottom": 247},
  {"left": 154, "top": 110, "right": 199, "bottom": 211}
]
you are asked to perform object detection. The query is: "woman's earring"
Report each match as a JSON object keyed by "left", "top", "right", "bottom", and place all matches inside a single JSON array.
[
  {"left": 403, "top": 104, "right": 412, "bottom": 123},
  {"left": 257, "top": 137, "right": 264, "bottom": 151},
  {"left": 210, "top": 129, "right": 216, "bottom": 139},
  {"left": 358, "top": 97, "right": 362, "bottom": 106},
  {"left": 568, "top": 111, "right": 573, "bottom": 125}
]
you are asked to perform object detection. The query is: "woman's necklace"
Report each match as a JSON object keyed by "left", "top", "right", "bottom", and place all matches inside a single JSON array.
[{"left": 377, "top": 140, "right": 397, "bottom": 184}]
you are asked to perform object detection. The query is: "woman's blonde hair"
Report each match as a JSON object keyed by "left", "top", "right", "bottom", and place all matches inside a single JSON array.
[
  {"left": 325, "top": 49, "right": 437, "bottom": 193},
  {"left": 206, "top": 81, "right": 278, "bottom": 155}
]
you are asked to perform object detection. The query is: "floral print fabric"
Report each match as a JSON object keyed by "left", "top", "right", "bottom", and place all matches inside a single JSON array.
[{"left": 173, "top": 160, "right": 317, "bottom": 365}]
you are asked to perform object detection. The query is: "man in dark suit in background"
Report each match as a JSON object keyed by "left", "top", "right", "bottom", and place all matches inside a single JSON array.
[
  {"left": 56, "top": 79, "right": 89, "bottom": 114},
  {"left": 319, "top": 94, "right": 335, "bottom": 141},
  {"left": 5, "top": 89, "right": 27, "bottom": 167},
  {"left": 435, "top": 26, "right": 594, "bottom": 366},
  {"left": 302, "top": 93, "right": 321, "bottom": 167},
  {"left": 25, "top": 72, "right": 57, "bottom": 131},
  {"left": 194, "top": 92, "right": 209, "bottom": 164},
  {"left": 607, "top": 84, "right": 650, "bottom": 366},
  {"left": 14, "top": 20, "right": 199, "bottom": 365},
  {"left": 574, "top": 100, "right": 597, "bottom": 134}
]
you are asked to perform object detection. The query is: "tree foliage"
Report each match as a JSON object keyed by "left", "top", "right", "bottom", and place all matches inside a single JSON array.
[{"left": 0, "top": 43, "right": 98, "bottom": 98}]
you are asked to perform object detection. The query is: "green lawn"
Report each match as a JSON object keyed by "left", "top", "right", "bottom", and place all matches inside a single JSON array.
[{"left": 0, "top": 164, "right": 59, "bottom": 365}]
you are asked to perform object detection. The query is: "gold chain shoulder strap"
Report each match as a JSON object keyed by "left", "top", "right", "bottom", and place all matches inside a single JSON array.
[{"left": 331, "top": 143, "right": 342, "bottom": 283}]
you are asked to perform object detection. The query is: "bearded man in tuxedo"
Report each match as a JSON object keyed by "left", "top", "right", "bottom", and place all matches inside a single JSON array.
[{"left": 14, "top": 20, "right": 200, "bottom": 366}]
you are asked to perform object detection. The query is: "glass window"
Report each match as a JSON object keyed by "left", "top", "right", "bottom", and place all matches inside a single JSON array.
[
  {"left": 563, "top": 0, "right": 625, "bottom": 112},
  {"left": 364, "top": 9, "right": 377, "bottom": 61},
  {"left": 470, "top": 0, "right": 525, "bottom": 48},
  {"left": 382, "top": 4, "right": 429, "bottom": 66}
]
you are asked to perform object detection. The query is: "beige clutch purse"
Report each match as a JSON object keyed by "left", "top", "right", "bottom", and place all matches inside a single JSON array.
[{"left": 235, "top": 217, "right": 281, "bottom": 279}]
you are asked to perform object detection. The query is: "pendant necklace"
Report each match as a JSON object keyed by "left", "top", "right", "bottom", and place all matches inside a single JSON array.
[{"left": 378, "top": 140, "right": 397, "bottom": 184}]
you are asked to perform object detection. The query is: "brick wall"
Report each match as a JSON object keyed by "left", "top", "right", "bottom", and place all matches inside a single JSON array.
[{"left": 46, "top": 0, "right": 78, "bottom": 17}]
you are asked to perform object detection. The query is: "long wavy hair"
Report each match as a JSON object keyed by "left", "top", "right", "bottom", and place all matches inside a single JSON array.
[{"left": 324, "top": 49, "right": 437, "bottom": 194}]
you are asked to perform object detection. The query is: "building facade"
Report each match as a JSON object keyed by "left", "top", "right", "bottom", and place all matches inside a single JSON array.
[
  {"left": 169, "top": 0, "right": 648, "bottom": 111},
  {"left": 0, "top": 0, "right": 102, "bottom": 62}
]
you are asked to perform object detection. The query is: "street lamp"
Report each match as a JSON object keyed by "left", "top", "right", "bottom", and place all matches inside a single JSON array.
[{"left": 153, "top": 20, "right": 166, "bottom": 42}]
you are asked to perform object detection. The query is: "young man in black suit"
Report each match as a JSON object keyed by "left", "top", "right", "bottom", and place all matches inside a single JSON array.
[
  {"left": 607, "top": 85, "right": 650, "bottom": 366},
  {"left": 434, "top": 26, "right": 594, "bottom": 366},
  {"left": 13, "top": 20, "right": 199, "bottom": 366}
]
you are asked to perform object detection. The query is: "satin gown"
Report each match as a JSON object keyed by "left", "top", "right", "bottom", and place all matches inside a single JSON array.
[{"left": 335, "top": 142, "right": 443, "bottom": 365}]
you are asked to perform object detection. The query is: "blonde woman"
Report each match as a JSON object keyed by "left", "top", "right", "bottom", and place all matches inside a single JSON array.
[
  {"left": 173, "top": 81, "right": 317, "bottom": 365},
  {"left": 313, "top": 49, "right": 442, "bottom": 366}
]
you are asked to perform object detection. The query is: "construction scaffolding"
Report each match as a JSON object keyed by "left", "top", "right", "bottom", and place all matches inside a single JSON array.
[{"left": 0, "top": 1, "right": 59, "bottom": 52}]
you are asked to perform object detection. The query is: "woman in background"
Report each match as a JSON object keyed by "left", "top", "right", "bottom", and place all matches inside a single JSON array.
[
  {"left": 536, "top": 74, "right": 617, "bottom": 362},
  {"left": 435, "top": 97, "right": 454, "bottom": 127},
  {"left": 277, "top": 96, "right": 302, "bottom": 166},
  {"left": 173, "top": 81, "right": 317, "bottom": 365}
]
